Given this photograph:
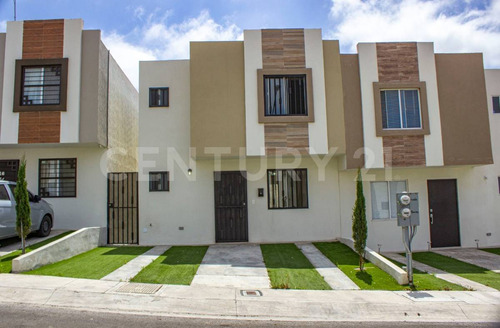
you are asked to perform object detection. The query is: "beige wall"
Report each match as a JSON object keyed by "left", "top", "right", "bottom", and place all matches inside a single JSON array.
[
  {"left": 190, "top": 41, "right": 246, "bottom": 157},
  {"left": 436, "top": 54, "right": 493, "bottom": 165},
  {"left": 323, "top": 40, "right": 345, "bottom": 154},
  {"left": 0, "top": 33, "right": 5, "bottom": 137}
]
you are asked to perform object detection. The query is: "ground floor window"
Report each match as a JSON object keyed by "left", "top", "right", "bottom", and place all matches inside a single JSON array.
[
  {"left": 0, "top": 160, "right": 20, "bottom": 182},
  {"left": 39, "top": 158, "right": 77, "bottom": 197},
  {"left": 267, "top": 169, "right": 308, "bottom": 209},
  {"left": 370, "top": 181, "right": 407, "bottom": 219},
  {"left": 149, "top": 171, "right": 169, "bottom": 191}
]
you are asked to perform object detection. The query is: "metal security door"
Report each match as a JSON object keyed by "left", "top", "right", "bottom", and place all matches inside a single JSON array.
[
  {"left": 0, "top": 160, "right": 20, "bottom": 182},
  {"left": 107, "top": 172, "right": 138, "bottom": 244},
  {"left": 427, "top": 179, "right": 460, "bottom": 248},
  {"left": 214, "top": 171, "right": 248, "bottom": 242}
]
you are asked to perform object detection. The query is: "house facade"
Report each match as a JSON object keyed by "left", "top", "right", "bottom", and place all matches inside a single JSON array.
[
  {"left": 138, "top": 28, "right": 499, "bottom": 251},
  {"left": 0, "top": 19, "right": 138, "bottom": 235}
]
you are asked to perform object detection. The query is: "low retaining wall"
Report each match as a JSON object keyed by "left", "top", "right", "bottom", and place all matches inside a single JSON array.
[
  {"left": 12, "top": 227, "right": 107, "bottom": 273},
  {"left": 338, "top": 237, "right": 409, "bottom": 285}
]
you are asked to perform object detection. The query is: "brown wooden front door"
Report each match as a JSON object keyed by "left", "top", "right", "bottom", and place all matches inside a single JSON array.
[
  {"left": 214, "top": 171, "right": 248, "bottom": 243},
  {"left": 107, "top": 172, "right": 138, "bottom": 244},
  {"left": 427, "top": 179, "right": 460, "bottom": 248}
]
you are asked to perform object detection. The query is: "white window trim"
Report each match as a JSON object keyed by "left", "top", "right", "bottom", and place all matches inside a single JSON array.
[
  {"left": 370, "top": 180, "right": 408, "bottom": 221},
  {"left": 381, "top": 88, "right": 423, "bottom": 130}
]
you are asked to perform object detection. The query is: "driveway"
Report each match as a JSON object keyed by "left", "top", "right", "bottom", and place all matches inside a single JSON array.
[
  {"left": 433, "top": 248, "right": 500, "bottom": 273},
  {"left": 0, "top": 230, "right": 68, "bottom": 257}
]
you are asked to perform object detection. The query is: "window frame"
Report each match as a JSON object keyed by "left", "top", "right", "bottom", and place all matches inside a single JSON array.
[
  {"left": 38, "top": 158, "right": 77, "bottom": 198},
  {"left": 373, "top": 82, "right": 430, "bottom": 137},
  {"left": 267, "top": 168, "right": 309, "bottom": 210},
  {"left": 258, "top": 68, "right": 314, "bottom": 123},
  {"left": 370, "top": 180, "right": 408, "bottom": 220},
  {"left": 149, "top": 87, "right": 169, "bottom": 108},
  {"left": 493, "top": 96, "right": 500, "bottom": 114},
  {"left": 149, "top": 171, "right": 170, "bottom": 192},
  {"left": 14, "top": 58, "right": 69, "bottom": 112}
]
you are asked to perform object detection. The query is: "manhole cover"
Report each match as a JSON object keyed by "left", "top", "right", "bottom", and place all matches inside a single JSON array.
[
  {"left": 240, "top": 290, "right": 263, "bottom": 297},
  {"left": 115, "top": 283, "right": 162, "bottom": 294}
]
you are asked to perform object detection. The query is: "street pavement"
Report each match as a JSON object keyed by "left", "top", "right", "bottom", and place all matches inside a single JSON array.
[{"left": 0, "top": 273, "right": 499, "bottom": 323}]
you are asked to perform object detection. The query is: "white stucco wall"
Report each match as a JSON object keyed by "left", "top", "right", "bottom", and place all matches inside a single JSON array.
[
  {"left": 0, "top": 21, "right": 22, "bottom": 144},
  {"left": 339, "top": 165, "right": 500, "bottom": 252},
  {"left": 0, "top": 146, "right": 108, "bottom": 230}
]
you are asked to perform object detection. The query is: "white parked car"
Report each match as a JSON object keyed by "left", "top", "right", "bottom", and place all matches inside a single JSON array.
[{"left": 0, "top": 180, "right": 54, "bottom": 240}]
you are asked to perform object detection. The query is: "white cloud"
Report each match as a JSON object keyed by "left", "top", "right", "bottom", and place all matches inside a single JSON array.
[
  {"left": 101, "top": 10, "right": 242, "bottom": 87},
  {"left": 327, "top": 0, "right": 500, "bottom": 68}
]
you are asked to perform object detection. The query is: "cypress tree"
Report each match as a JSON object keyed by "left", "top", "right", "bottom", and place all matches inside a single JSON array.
[
  {"left": 352, "top": 168, "right": 367, "bottom": 271},
  {"left": 15, "top": 158, "right": 31, "bottom": 254}
]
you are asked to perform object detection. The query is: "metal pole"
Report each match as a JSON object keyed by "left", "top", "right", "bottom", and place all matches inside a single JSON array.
[{"left": 14, "top": 0, "right": 17, "bottom": 21}]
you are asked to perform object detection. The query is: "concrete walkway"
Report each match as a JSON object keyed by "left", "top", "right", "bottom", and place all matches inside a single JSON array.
[
  {"left": 383, "top": 253, "right": 497, "bottom": 292},
  {"left": 101, "top": 246, "right": 170, "bottom": 282},
  {"left": 433, "top": 248, "right": 500, "bottom": 273},
  {"left": 0, "top": 274, "right": 499, "bottom": 322},
  {"left": 191, "top": 244, "right": 270, "bottom": 289},
  {"left": 0, "top": 230, "right": 68, "bottom": 257},
  {"left": 296, "top": 243, "right": 359, "bottom": 290}
]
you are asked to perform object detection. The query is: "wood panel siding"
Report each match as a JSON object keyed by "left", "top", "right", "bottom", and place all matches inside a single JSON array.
[
  {"left": 435, "top": 53, "right": 493, "bottom": 165},
  {"left": 264, "top": 123, "right": 309, "bottom": 156},
  {"left": 383, "top": 135, "right": 426, "bottom": 167},
  {"left": 376, "top": 43, "right": 419, "bottom": 83},
  {"left": 18, "top": 19, "right": 64, "bottom": 144},
  {"left": 261, "top": 29, "right": 305, "bottom": 69},
  {"left": 340, "top": 54, "right": 364, "bottom": 169},
  {"left": 376, "top": 42, "right": 425, "bottom": 167}
]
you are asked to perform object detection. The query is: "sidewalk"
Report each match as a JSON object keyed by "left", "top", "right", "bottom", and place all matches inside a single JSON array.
[{"left": 0, "top": 274, "right": 499, "bottom": 323}]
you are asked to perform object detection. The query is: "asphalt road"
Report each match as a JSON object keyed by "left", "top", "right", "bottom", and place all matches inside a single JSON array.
[{"left": 0, "top": 303, "right": 498, "bottom": 328}]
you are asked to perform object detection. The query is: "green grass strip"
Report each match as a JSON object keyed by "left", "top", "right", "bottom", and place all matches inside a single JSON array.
[
  {"left": 131, "top": 246, "right": 208, "bottom": 285},
  {"left": 412, "top": 252, "right": 500, "bottom": 291},
  {"left": 25, "top": 246, "right": 151, "bottom": 279},
  {"left": 385, "top": 257, "right": 465, "bottom": 291},
  {"left": 480, "top": 248, "right": 500, "bottom": 256},
  {"left": 314, "top": 242, "right": 404, "bottom": 290},
  {"left": 260, "top": 243, "right": 331, "bottom": 290},
  {"left": 0, "top": 231, "right": 74, "bottom": 273}
]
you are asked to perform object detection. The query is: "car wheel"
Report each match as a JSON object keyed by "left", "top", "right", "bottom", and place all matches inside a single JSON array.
[{"left": 37, "top": 215, "right": 52, "bottom": 237}]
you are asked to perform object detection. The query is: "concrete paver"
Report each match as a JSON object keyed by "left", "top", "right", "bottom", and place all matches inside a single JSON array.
[
  {"left": 0, "top": 230, "right": 68, "bottom": 257},
  {"left": 101, "top": 245, "right": 170, "bottom": 282},
  {"left": 433, "top": 248, "right": 500, "bottom": 273},
  {"left": 383, "top": 253, "right": 497, "bottom": 292},
  {"left": 191, "top": 244, "right": 270, "bottom": 289},
  {"left": 0, "top": 274, "right": 499, "bottom": 322},
  {"left": 296, "top": 243, "right": 359, "bottom": 290}
]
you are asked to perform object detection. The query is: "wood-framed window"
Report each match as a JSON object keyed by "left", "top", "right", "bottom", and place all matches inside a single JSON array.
[
  {"left": 38, "top": 158, "right": 77, "bottom": 198},
  {"left": 258, "top": 68, "right": 314, "bottom": 123},
  {"left": 14, "top": 58, "right": 68, "bottom": 112},
  {"left": 149, "top": 171, "right": 169, "bottom": 192},
  {"left": 493, "top": 96, "right": 500, "bottom": 114},
  {"left": 373, "top": 82, "right": 430, "bottom": 137},
  {"left": 267, "top": 169, "right": 308, "bottom": 209},
  {"left": 370, "top": 181, "right": 407, "bottom": 220},
  {"left": 149, "top": 87, "right": 169, "bottom": 107}
]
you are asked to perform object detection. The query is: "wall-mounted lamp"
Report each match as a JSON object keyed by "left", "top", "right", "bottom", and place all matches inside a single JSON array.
[{"left": 188, "top": 168, "right": 192, "bottom": 176}]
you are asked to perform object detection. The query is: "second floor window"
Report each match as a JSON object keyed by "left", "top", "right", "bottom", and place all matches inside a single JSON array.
[
  {"left": 381, "top": 89, "right": 421, "bottom": 129},
  {"left": 264, "top": 75, "right": 307, "bottom": 116},
  {"left": 149, "top": 87, "right": 169, "bottom": 107},
  {"left": 22, "top": 65, "right": 62, "bottom": 106}
]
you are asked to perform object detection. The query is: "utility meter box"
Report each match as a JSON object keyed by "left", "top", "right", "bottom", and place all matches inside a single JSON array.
[{"left": 396, "top": 192, "right": 420, "bottom": 227}]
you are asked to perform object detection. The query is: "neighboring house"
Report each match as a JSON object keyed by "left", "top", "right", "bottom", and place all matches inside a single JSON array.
[
  {"left": 0, "top": 19, "right": 138, "bottom": 235},
  {"left": 139, "top": 28, "right": 499, "bottom": 251}
]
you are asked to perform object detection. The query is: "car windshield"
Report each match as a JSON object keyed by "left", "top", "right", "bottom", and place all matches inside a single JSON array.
[{"left": 7, "top": 184, "right": 36, "bottom": 202}]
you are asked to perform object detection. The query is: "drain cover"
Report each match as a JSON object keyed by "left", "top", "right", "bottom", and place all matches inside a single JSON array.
[
  {"left": 240, "top": 290, "right": 263, "bottom": 297},
  {"left": 115, "top": 283, "right": 162, "bottom": 294}
]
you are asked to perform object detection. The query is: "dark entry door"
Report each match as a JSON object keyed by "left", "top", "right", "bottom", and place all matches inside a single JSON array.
[
  {"left": 0, "top": 160, "right": 20, "bottom": 182},
  {"left": 214, "top": 171, "right": 248, "bottom": 242},
  {"left": 107, "top": 172, "right": 138, "bottom": 244},
  {"left": 427, "top": 179, "right": 460, "bottom": 248}
]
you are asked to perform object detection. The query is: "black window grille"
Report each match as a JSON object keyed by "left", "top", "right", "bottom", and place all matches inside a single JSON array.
[
  {"left": 264, "top": 75, "right": 307, "bottom": 116},
  {"left": 149, "top": 88, "right": 169, "bottom": 107},
  {"left": 493, "top": 96, "right": 500, "bottom": 114},
  {"left": 22, "top": 65, "right": 62, "bottom": 106},
  {"left": 0, "top": 160, "right": 20, "bottom": 182},
  {"left": 39, "top": 158, "right": 77, "bottom": 198},
  {"left": 267, "top": 169, "right": 308, "bottom": 209},
  {"left": 149, "top": 171, "right": 169, "bottom": 191}
]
